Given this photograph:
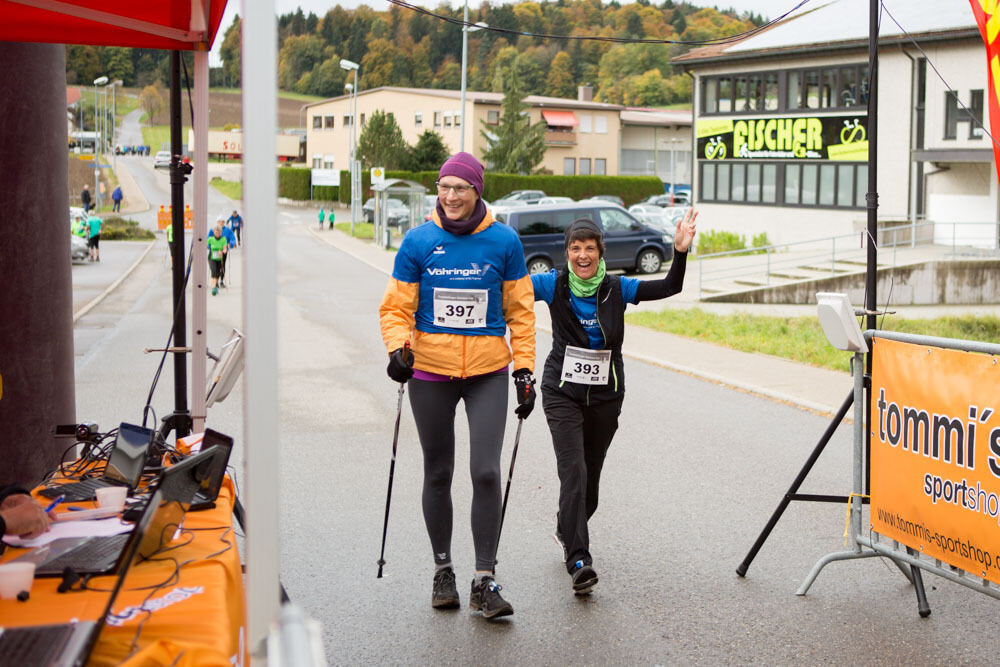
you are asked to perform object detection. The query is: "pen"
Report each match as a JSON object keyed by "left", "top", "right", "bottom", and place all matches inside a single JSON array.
[{"left": 44, "top": 495, "right": 65, "bottom": 513}]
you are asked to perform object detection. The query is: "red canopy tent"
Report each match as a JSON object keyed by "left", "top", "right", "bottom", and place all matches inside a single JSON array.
[{"left": 0, "top": 0, "right": 227, "bottom": 49}]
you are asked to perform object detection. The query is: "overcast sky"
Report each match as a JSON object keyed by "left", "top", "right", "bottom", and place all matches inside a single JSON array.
[{"left": 211, "top": 0, "right": 806, "bottom": 65}]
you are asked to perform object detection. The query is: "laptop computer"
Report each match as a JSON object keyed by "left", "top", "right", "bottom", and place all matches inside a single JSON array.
[
  {"left": 122, "top": 430, "right": 233, "bottom": 521},
  {"left": 40, "top": 423, "right": 156, "bottom": 502},
  {"left": 189, "top": 428, "right": 234, "bottom": 511},
  {"left": 16, "top": 447, "right": 215, "bottom": 578},
  {"left": 0, "top": 485, "right": 174, "bottom": 667}
]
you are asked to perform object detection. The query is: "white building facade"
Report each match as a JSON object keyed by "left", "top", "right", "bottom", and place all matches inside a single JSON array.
[
  {"left": 304, "top": 86, "right": 691, "bottom": 185},
  {"left": 674, "top": 0, "right": 998, "bottom": 246}
]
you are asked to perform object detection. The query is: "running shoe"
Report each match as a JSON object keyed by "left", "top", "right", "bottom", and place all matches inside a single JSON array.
[
  {"left": 469, "top": 576, "right": 513, "bottom": 619},
  {"left": 570, "top": 560, "right": 598, "bottom": 595},
  {"left": 431, "top": 567, "right": 460, "bottom": 609}
]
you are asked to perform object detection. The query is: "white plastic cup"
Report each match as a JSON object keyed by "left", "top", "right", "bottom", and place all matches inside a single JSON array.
[
  {"left": 0, "top": 561, "right": 35, "bottom": 599},
  {"left": 95, "top": 486, "right": 128, "bottom": 511}
]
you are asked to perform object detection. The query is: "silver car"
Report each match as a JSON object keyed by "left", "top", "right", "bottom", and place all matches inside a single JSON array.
[{"left": 71, "top": 234, "right": 88, "bottom": 262}]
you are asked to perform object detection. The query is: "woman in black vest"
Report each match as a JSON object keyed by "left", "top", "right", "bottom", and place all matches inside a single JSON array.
[{"left": 530, "top": 210, "right": 697, "bottom": 594}]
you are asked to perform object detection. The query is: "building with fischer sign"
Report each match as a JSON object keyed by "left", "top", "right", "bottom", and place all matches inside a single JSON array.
[{"left": 673, "top": 0, "right": 998, "bottom": 247}]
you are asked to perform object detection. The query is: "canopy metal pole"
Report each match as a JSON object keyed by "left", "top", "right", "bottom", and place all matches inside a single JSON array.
[
  {"left": 168, "top": 50, "right": 191, "bottom": 438},
  {"left": 192, "top": 50, "right": 209, "bottom": 434},
  {"left": 242, "top": 0, "right": 281, "bottom": 655}
]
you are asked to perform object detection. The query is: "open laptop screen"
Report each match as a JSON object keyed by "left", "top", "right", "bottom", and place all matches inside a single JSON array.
[{"left": 104, "top": 423, "right": 155, "bottom": 487}]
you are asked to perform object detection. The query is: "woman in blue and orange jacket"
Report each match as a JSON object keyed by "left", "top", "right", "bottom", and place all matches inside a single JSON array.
[{"left": 378, "top": 152, "right": 535, "bottom": 620}]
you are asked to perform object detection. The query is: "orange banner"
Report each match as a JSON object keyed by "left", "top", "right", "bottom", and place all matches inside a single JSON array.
[
  {"left": 156, "top": 205, "right": 193, "bottom": 231},
  {"left": 871, "top": 337, "right": 1000, "bottom": 584},
  {"left": 970, "top": 0, "right": 1000, "bottom": 184}
]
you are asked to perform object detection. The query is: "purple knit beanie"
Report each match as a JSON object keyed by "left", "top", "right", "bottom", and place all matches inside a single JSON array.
[{"left": 438, "top": 152, "right": 484, "bottom": 196}]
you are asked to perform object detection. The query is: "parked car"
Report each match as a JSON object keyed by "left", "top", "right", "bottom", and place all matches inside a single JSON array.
[
  {"left": 153, "top": 150, "right": 171, "bottom": 169},
  {"left": 643, "top": 190, "right": 691, "bottom": 207},
  {"left": 629, "top": 204, "right": 675, "bottom": 228},
  {"left": 537, "top": 196, "right": 574, "bottom": 206},
  {"left": 490, "top": 189, "right": 547, "bottom": 216},
  {"left": 629, "top": 204, "right": 691, "bottom": 241},
  {"left": 363, "top": 197, "right": 410, "bottom": 227},
  {"left": 583, "top": 194, "right": 625, "bottom": 207},
  {"left": 71, "top": 234, "right": 88, "bottom": 262},
  {"left": 495, "top": 201, "right": 672, "bottom": 275},
  {"left": 423, "top": 194, "right": 438, "bottom": 222},
  {"left": 495, "top": 189, "right": 546, "bottom": 205}
]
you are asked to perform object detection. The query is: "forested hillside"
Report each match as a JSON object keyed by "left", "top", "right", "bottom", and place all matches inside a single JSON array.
[{"left": 65, "top": 1, "right": 760, "bottom": 108}]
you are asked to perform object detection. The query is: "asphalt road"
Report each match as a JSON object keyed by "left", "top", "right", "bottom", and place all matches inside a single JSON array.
[{"left": 70, "top": 200, "right": 1000, "bottom": 664}]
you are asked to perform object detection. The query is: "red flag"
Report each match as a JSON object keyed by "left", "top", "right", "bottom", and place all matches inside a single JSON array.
[{"left": 969, "top": 0, "right": 1000, "bottom": 183}]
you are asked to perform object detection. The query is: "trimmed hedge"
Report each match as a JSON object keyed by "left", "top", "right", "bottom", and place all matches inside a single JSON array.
[
  {"left": 385, "top": 171, "right": 663, "bottom": 207},
  {"left": 101, "top": 216, "right": 155, "bottom": 240},
  {"left": 312, "top": 185, "right": 339, "bottom": 201},
  {"left": 278, "top": 167, "right": 311, "bottom": 200},
  {"left": 322, "top": 169, "right": 666, "bottom": 207},
  {"left": 339, "top": 169, "right": 371, "bottom": 204}
]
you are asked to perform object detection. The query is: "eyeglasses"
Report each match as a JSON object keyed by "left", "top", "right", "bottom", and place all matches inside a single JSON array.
[{"left": 436, "top": 181, "right": 475, "bottom": 196}]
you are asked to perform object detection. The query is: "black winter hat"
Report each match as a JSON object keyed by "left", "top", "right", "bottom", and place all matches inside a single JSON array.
[{"left": 564, "top": 218, "right": 603, "bottom": 249}]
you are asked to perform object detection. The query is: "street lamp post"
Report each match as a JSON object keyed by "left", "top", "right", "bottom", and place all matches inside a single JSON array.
[
  {"left": 108, "top": 80, "right": 122, "bottom": 173},
  {"left": 339, "top": 59, "right": 360, "bottom": 234},
  {"left": 668, "top": 137, "right": 682, "bottom": 202},
  {"left": 93, "top": 76, "right": 108, "bottom": 209},
  {"left": 459, "top": 7, "right": 486, "bottom": 153}
]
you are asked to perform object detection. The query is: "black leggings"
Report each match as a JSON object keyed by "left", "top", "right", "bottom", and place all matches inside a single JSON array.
[
  {"left": 408, "top": 373, "right": 508, "bottom": 571},
  {"left": 542, "top": 388, "right": 623, "bottom": 572}
]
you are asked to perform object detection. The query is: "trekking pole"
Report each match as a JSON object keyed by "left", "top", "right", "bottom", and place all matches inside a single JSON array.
[
  {"left": 377, "top": 343, "right": 410, "bottom": 578},
  {"left": 494, "top": 417, "right": 524, "bottom": 571}
]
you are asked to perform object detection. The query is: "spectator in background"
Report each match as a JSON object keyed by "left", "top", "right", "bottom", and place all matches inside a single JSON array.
[
  {"left": 81, "top": 184, "right": 92, "bottom": 213},
  {"left": 111, "top": 185, "right": 123, "bottom": 213},
  {"left": 227, "top": 210, "right": 243, "bottom": 246},
  {"left": 318, "top": 207, "right": 325, "bottom": 230},
  {"left": 207, "top": 223, "right": 228, "bottom": 296},
  {"left": 87, "top": 210, "right": 102, "bottom": 262},
  {"left": 216, "top": 217, "right": 237, "bottom": 288},
  {"left": 328, "top": 207, "right": 335, "bottom": 230}
]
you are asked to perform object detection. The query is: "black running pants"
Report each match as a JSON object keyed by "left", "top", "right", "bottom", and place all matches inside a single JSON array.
[
  {"left": 408, "top": 373, "right": 508, "bottom": 572},
  {"left": 542, "top": 388, "right": 623, "bottom": 572}
]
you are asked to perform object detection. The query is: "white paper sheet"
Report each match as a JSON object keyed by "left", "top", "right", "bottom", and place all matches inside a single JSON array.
[{"left": 2, "top": 517, "right": 131, "bottom": 548}]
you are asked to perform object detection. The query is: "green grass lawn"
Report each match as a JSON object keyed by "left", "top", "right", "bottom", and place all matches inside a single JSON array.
[
  {"left": 142, "top": 126, "right": 171, "bottom": 152},
  {"left": 210, "top": 177, "right": 242, "bottom": 200},
  {"left": 335, "top": 221, "right": 373, "bottom": 239},
  {"left": 625, "top": 308, "right": 1000, "bottom": 373}
]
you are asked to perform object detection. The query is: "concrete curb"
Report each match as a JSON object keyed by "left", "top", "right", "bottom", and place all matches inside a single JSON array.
[{"left": 73, "top": 240, "right": 157, "bottom": 323}]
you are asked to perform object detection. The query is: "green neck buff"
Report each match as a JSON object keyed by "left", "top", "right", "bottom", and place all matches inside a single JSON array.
[{"left": 568, "top": 258, "right": 606, "bottom": 297}]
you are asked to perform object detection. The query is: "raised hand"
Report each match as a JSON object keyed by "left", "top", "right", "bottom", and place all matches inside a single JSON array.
[{"left": 673, "top": 207, "right": 698, "bottom": 253}]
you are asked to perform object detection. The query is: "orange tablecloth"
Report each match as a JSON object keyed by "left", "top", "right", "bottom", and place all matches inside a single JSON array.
[{"left": 0, "top": 480, "right": 246, "bottom": 666}]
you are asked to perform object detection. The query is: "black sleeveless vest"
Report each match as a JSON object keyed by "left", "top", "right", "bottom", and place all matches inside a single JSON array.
[{"left": 541, "top": 270, "right": 626, "bottom": 405}]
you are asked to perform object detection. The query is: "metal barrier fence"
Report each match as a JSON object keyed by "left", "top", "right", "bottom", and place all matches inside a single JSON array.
[{"left": 696, "top": 221, "right": 1000, "bottom": 299}]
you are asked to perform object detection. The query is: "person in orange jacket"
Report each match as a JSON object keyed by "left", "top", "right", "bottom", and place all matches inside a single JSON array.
[{"left": 378, "top": 152, "right": 536, "bottom": 620}]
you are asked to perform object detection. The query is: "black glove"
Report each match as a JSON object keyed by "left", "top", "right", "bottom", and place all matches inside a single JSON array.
[
  {"left": 512, "top": 368, "right": 536, "bottom": 419},
  {"left": 387, "top": 346, "right": 414, "bottom": 383}
]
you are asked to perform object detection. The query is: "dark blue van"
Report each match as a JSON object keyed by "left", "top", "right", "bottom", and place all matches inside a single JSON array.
[{"left": 495, "top": 201, "right": 673, "bottom": 275}]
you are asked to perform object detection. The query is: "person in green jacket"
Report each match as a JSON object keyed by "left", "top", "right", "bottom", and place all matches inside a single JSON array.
[
  {"left": 318, "top": 207, "right": 325, "bottom": 229},
  {"left": 207, "top": 223, "right": 228, "bottom": 296},
  {"left": 328, "top": 207, "right": 335, "bottom": 230},
  {"left": 87, "top": 211, "right": 102, "bottom": 262}
]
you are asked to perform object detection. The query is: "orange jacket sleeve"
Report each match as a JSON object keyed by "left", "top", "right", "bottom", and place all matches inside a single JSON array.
[
  {"left": 502, "top": 274, "right": 536, "bottom": 373},
  {"left": 378, "top": 278, "right": 419, "bottom": 354}
]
